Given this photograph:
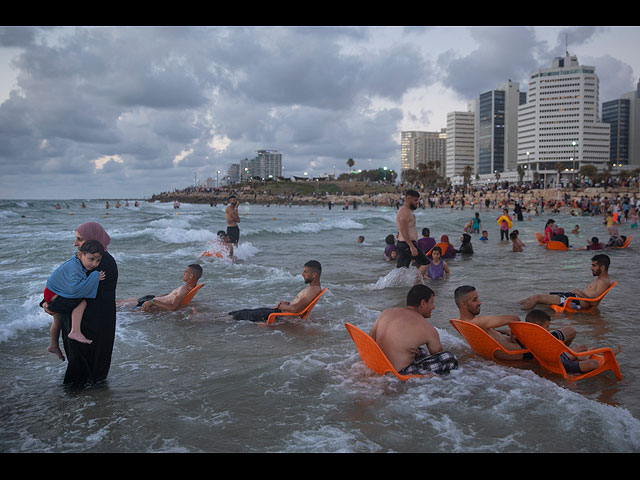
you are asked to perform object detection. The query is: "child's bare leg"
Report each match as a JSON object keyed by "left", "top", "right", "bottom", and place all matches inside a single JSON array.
[
  {"left": 47, "top": 313, "right": 65, "bottom": 360},
  {"left": 68, "top": 300, "right": 92, "bottom": 344}
]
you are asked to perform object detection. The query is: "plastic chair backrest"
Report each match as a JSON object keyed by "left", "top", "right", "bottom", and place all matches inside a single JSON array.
[
  {"left": 534, "top": 232, "right": 545, "bottom": 245},
  {"left": 508, "top": 322, "right": 622, "bottom": 381},
  {"left": 266, "top": 288, "right": 327, "bottom": 325},
  {"left": 449, "top": 319, "right": 528, "bottom": 361},
  {"left": 344, "top": 323, "right": 422, "bottom": 381},
  {"left": 546, "top": 240, "right": 568, "bottom": 250},
  {"left": 426, "top": 242, "right": 449, "bottom": 257},
  {"left": 180, "top": 283, "right": 205, "bottom": 307},
  {"left": 549, "top": 281, "right": 617, "bottom": 314}
]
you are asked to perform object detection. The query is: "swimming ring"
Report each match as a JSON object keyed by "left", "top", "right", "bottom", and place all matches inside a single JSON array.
[{"left": 497, "top": 215, "right": 513, "bottom": 229}]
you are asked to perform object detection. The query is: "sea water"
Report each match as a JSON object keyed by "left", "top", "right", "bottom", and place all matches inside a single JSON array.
[{"left": 1, "top": 198, "right": 639, "bottom": 453}]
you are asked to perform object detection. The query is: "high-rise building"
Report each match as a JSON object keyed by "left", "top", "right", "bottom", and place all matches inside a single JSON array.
[
  {"left": 400, "top": 130, "right": 447, "bottom": 175},
  {"left": 517, "top": 53, "right": 610, "bottom": 185},
  {"left": 477, "top": 80, "right": 523, "bottom": 175},
  {"left": 238, "top": 150, "right": 283, "bottom": 182},
  {"left": 446, "top": 110, "right": 476, "bottom": 178},
  {"left": 603, "top": 78, "right": 640, "bottom": 166}
]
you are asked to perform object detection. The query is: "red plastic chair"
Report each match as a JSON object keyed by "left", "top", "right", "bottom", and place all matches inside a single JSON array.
[
  {"left": 549, "top": 281, "right": 618, "bottom": 314},
  {"left": 508, "top": 321, "right": 622, "bottom": 381},
  {"left": 266, "top": 288, "right": 327, "bottom": 325},
  {"left": 449, "top": 319, "right": 528, "bottom": 361},
  {"left": 546, "top": 240, "right": 568, "bottom": 250},
  {"left": 344, "top": 323, "right": 422, "bottom": 381},
  {"left": 609, "top": 235, "right": 632, "bottom": 249},
  {"left": 534, "top": 232, "right": 545, "bottom": 245}
]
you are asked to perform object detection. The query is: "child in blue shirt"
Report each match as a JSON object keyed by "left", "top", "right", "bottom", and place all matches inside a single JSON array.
[
  {"left": 480, "top": 231, "right": 489, "bottom": 241},
  {"left": 41, "top": 240, "right": 105, "bottom": 360}
]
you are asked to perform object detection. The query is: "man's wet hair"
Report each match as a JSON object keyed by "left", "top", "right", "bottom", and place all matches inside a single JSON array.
[
  {"left": 304, "top": 260, "right": 322, "bottom": 276},
  {"left": 406, "top": 284, "right": 434, "bottom": 307},
  {"left": 591, "top": 254, "right": 610, "bottom": 271},
  {"left": 188, "top": 263, "right": 203, "bottom": 279},
  {"left": 79, "top": 240, "right": 104, "bottom": 256},
  {"left": 422, "top": 227, "right": 430, "bottom": 236},
  {"left": 385, "top": 234, "right": 395, "bottom": 245},
  {"left": 454, "top": 285, "right": 476, "bottom": 307}
]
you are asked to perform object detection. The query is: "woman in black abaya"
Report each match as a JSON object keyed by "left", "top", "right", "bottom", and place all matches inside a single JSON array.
[{"left": 59, "top": 222, "right": 118, "bottom": 387}]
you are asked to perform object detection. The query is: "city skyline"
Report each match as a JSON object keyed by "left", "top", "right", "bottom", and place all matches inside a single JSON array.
[{"left": 1, "top": 26, "right": 639, "bottom": 199}]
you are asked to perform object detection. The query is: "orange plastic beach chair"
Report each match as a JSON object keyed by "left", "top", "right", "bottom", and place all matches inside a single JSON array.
[
  {"left": 508, "top": 321, "right": 622, "bottom": 381},
  {"left": 180, "top": 283, "right": 205, "bottom": 307},
  {"left": 426, "top": 242, "right": 450, "bottom": 257},
  {"left": 609, "top": 235, "right": 632, "bottom": 249},
  {"left": 449, "top": 319, "right": 529, "bottom": 361},
  {"left": 344, "top": 323, "right": 422, "bottom": 381},
  {"left": 534, "top": 232, "right": 545, "bottom": 245},
  {"left": 546, "top": 240, "right": 568, "bottom": 250},
  {"left": 266, "top": 288, "right": 327, "bottom": 325},
  {"left": 548, "top": 281, "right": 618, "bottom": 314}
]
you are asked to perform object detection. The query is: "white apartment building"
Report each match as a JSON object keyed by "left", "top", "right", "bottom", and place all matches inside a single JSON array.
[
  {"left": 517, "top": 53, "right": 610, "bottom": 185},
  {"left": 400, "top": 130, "right": 447, "bottom": 176},
  {"left": 446, "top": 110, "right": 476, "bottom": 178}
]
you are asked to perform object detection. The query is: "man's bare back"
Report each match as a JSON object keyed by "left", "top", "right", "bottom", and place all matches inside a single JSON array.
[{"left": 370, "top": 306, "right": 443, "bottom": 371}]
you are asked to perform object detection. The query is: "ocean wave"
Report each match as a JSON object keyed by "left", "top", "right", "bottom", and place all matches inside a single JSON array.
[{"left": 243, "top": 218, "right": 365, "bottom": 236}]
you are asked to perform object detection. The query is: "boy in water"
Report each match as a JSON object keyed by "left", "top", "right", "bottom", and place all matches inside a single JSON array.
[
  {"left": 517, "top": 309, "right": 621, "bottom": 374},
  {"left": 41, "top": 240, "right": 106, "bottom": 360}
]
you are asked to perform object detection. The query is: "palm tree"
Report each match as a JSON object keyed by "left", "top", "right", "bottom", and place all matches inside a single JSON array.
[{"left": 346, "top": 158, "right": 355, "bottom": 172}]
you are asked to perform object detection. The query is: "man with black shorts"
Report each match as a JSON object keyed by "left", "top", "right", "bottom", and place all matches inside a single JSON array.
[
  {"left": 225, "top": 195, "right": 241, "bottom": 246},
  {"left": 395, "top": 190, "right": 429, "bottom": 276}
]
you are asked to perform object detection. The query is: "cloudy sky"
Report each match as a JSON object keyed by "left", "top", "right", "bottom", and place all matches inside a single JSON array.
[{"left": 1, "top": 26, "right": 639, "bottom": 200}]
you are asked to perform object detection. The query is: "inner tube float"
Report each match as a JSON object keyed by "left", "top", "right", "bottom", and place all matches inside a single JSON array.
[{"left": 497, "top": 215, "right": 513, "bottom": 229}]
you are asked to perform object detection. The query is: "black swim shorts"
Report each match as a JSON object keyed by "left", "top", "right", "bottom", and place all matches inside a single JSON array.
[
  {"left": 136, "top": 295, "right": 155, "bottom": 307},
  {"left": 46, "top": 295, "right": 84, "bottom": 314},
  {"left": 549, "top": 291, "right": 581, "bottom": 310},
  {"left": 227, "top": 226, "right": 240, "bottom": 244},
  {"left": 398, "top": 347, "right": 459, "bottom": 375},
  {"left": 229, "top": 307, "right": 280, "bottom": 322},
  {"left": 396, "top": 240, "right": 430, "bottom": 268}
]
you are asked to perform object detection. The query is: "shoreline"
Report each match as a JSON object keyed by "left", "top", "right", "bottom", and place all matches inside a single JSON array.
[{"left": 148, "top": 184, "right": 639, "bottom": 210}]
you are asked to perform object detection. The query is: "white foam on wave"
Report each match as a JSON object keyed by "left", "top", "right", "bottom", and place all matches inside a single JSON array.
[
  {"left": 0, "top": 210, "right": 20, "bottom": 219},
  {"left": 242, "top": 217, "right": 365, "bottom": 236},
  {"left": 368, "top": 267, "right": 423, "bottom": 290}
]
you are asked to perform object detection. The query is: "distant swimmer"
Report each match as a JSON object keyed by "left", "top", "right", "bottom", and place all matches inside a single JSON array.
[
  {"left": 454, "top": 285, "right": 524, "bottom": 360},
  {"left": 226, "top": 195, "right": 241, "bottom": 247},
  {"left": 222, "top": 260, "right": 322, "bottom": 322},
  {"left": 369, "top": 284, "right": 458, "bottom": 376},
  {"left": 395, "top": 190, "right": 429, "bottom": 277},
  {"left": 519, "top": 254, "right": 612, "bottom": 311},
  {"left": 117, "top": 264, "right": 203, "bottom": 312}
]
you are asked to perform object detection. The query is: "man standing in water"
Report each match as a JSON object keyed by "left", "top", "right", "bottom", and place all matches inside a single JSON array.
[
  {"left": 395, "top": 190, "right": 429, "bottom": 276},
  {"left": 518, "top": 254, "right": 613, "bottom": 311},
  {"left": 226, "top": 195, "right": 241, "bottom": 247},
  {"left": 225, "top": 260, "right": 322, "bottom": 322},
  {"left": 370, "top": 284, "right": 458, "bottom": 376}
]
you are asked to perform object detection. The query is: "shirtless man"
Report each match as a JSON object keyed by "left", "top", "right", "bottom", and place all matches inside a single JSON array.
[
  {"left": 117, "top": 264, "right": 203, "bottom": 312},
  {"left": 225, "top": 195, "right": 241, "bottom": 247},
  {"left": 226, "top": 260, "right": 322, "bottom": 322},
  {"left": 454, "top": 285, "right": 535, "bottom": 361},
  {"left": 370, "top": 284, "right": 458, "bottom": 376},
  {"left": 395, "top": 190, "right": 430, "bottom": 276},
  {"left": 518, "top": 254, "right": 612, "bottom": 311}
]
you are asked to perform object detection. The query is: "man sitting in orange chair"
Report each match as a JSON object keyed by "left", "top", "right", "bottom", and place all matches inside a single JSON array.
[
  {"left": 225, "top": 260, "right": 322, "bottom": 322},
  {"left": 369, "top": 285, "right": 458, "bottom": 376},
  {"left": 117, "top": 264, "right": 203, "bottom": 312},
  {"left": 454, "top": 285, "right": 525, "bottom": 360},
  {"left": 518, "top": 254, "right": 612, "bottom": 311}
]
